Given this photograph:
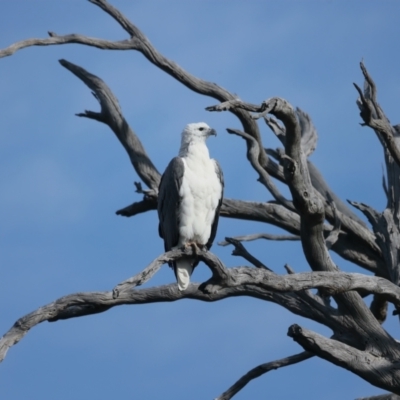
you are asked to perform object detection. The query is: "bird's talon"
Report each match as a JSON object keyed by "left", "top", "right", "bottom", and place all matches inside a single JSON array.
[{"left": 190, "top": 243, "right": 199, "bottom": 255}]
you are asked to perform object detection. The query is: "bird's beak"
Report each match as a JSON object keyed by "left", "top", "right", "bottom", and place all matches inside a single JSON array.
[{"left": 208, "top": 128, "right": 217, "bottom": 137}]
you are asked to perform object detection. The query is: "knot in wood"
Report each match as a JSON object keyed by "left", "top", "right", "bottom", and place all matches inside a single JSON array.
[
  {"left": 310, "top": 202, "right": 319, "bottom": 213},
  {"left": 287, "top": 323, "right": 302, "bottom": 338},
  {"left": 283, "top": 159, "right": 296, "bottom": 177},
  {"left": 308, "top": 197, "right": 324, "bottom": 215}
]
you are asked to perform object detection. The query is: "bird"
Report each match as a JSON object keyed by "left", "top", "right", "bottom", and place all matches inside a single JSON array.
[{"left": 157, "top": 122, "right": 224, "bottom": 291}]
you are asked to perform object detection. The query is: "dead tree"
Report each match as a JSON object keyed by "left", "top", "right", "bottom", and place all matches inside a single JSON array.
[{"left": 1, "top": 1, "right": 400, "bottom": 398}]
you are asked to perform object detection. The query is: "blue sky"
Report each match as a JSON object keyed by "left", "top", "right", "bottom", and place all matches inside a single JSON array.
[{"left": 1, "top": 1, "right": 400, "bottom": 399}]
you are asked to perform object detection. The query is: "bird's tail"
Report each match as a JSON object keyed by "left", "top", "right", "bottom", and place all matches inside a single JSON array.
[{"left": 174, "top": 259, "right": 194, "bottom": 291}]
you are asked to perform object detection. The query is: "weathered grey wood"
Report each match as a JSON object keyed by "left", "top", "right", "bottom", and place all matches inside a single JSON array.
[
  {"left": 351, "top": 201, "right": 400, "bottom": 286},
  {"left": 370, "top": 291, "right": 388, "bottom": 324},
  {"left": 353, "top": 64, "right": 400, "bottom": 301},
  {"left": 265, "top": 108, "right": 318, "bottom": 157},
  {"left": 324, "top": 198, "right": 341, "bottom": 250},
  {"left": 2, "top": 2, "right": 400, "bottom": 398},
  {"left": 207, "top": 96, "right": 400, "bottom": 392},
  {"left": 222, "top": 237, "right": 272, "bottom": 270},
  {"left": 215, "top": 351, "right": 313, "bottom": 400},
  {"left": 12, "top": 3, "right": 380, "bottom": 280},
  {"left": 115, "top": 197, "right": 157, "bottom": 217},
  {"left": 218, "top": 233, "right": 300, "bottom": 246},
  {"left": 0, "top": 32, "right": 132, "bottom": 58},
  {"left": 265, "top": 110, "right": 368, "bottom": 228},
  {"left": 355, "top": 61, "right": 400, "bottom": 170},
  {"left": 288, "top": 325, "right": 400, "bottom": 395},
  {"left": 208, "top": 99, "right": 381, "bottom": 259},
  {"left": 307, "top": 159, "right": 367, "bottom": 228},
  {"left": 226, "top": 127, "right": 295, "bottom": 211},
  {"left": 3, "top": 247, "right": 400, "bottom": 366},
  {"left": 265, "top": 97, "right": 400, "bottom": 359},
  {"left": 0, "top": 249, "right": 336, "bottom": 364},
  {"left": 59, "top": 59, "right": 161, "bottom": 191},
  {"left": 221, "top": 198, "right": 384, "bottom": 274}
]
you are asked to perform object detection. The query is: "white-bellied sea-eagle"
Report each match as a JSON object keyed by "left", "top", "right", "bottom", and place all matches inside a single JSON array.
[{"left": 157, "top": 122, "right": 224, "bottom": 291}]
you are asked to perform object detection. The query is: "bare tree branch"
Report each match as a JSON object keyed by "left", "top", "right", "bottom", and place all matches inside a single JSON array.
[
  {"left": 215, "top": 351, "right": 313, "bottom": 400},
  {"left": 325, "top": 199, "right": 341, "bottom": 250},
  {"left": 350, "top": 201, "right": 400, "bottom": 286},
  {"left": 354, "top": 61, "right": 400, "bottom": 169},
  {"left": 265, "top": 116, "right": 368, "bottom": 229},
  {"left": 351, "top": 64, "right": 400, "bottom": 336},
  {"left": 0, "top": 32, "right": 134, "bottom": 58},
  {"left": 115, "top": 197, "right": 157, "bottom": 216},
  {"left": 307, "top": 160, "right": 368, "bottom": 228},
  {"left": 288, "top": 325, "right": 400, "bottom": 395},
  {"left": 203, "top": 267, "right": 400, "bottom": 308},
  {"left": 221, "top": 237, "right": 271, "bottom": 270},
  {"left": 0, "top": 282, "right": 249, "bottom": 365},
  {"left": 263, "top": 108, "right": 318, "bottom": 158},
  {"left": 59, "top": 48, "right": 400, "bottom": 397},
  {"left": 3, "top": 245, "right": 398, "bottom": 370},
  {"left": 59, "top": 59, "right": 161, "bottom": 191},
  {"left": 206, "top": 97, "right": 400, "bottom": 378},
  {"left": 0, "top": 0, "right": 297, "bottom": 183},
  {"left": 0, "top": 248, "right": 336, "bottom": 365},
  {"left": 88, "top": 0, "right": 274, "bottom": 171},
  {"left": 218, "top": 233, "right": 300, "bottom": 246},
  {"left": 226, "top": 128, "right": 295, "bottom": 211},
  {"left": 208, "top": 99, "right": 382, "bottom": 267},
  {"left": 360, "top": 109, "right": 400, "bottom": 228},
  {"left": 12, "top": 18, "right": 381, "bottom": 281},
  {"left": 3, "top": 3, "right": 400, "bottom": 397},
  {"left": 264, "top": 97, "right": 398, "bottom": 359},
  {"left": 220, "top": 199, "right": 384, "bottom": 274}
]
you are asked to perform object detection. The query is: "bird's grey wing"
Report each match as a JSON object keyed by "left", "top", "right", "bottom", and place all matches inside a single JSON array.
[
  {"left": 206, "top": 160, "right": 224, "bottom": 250},
  {"left": 157, "top": 157, "right": 185, "bottom": 252}
]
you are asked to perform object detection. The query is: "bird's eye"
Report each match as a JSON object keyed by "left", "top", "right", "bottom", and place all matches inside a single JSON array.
[{"left": 199, "top": 127, "right": 204, "bottom": 131}]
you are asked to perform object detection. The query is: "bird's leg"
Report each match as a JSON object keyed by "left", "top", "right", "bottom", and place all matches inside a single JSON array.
[
  {"left": 190, "top": 242, "right": 200, "bottom": 255},
  {"left": 179, "top": 243, "right": 189, "bottom": 250},
  {"left": 180, "top": 242, "right": 201, "bottom": 256}
]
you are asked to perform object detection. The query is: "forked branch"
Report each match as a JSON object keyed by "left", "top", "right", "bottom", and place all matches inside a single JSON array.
[
  {"left": 221, "top": 237, "right": 272, "bottom": 270},
  {"left": 3, "top": 246, "right": 400, "bottom": 372},
  {"left": 0, "top": 0, "right": 270, "bottom": 171},
  {"left": 226, "top": 128, "right": 295, "bottom": 211},
  {"left": 3, "top": 2, "right": 400, "bottom": 397},
  {"left": 60, "top": 59, "right": 161, "bottom": 191},
  {"left": 354, "top": 61, "right": 400, "bottom": 169},
  {"left": 208, "top": 99, "right": 381, "bottom": 263},
  {"left": 2, "top": 1, "right": 383, "bottom": 278},
  {"left": 288, "top": 325, "right": 400, "bottom": 395}
]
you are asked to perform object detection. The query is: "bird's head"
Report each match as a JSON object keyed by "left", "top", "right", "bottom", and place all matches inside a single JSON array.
[{"left": 181, "top": 122, "right": 217, "bottom": 146}]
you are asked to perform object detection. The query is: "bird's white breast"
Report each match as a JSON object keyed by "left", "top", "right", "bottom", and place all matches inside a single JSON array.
[{"left": 178, "top": 145, "right": 222, "bottom": 246}]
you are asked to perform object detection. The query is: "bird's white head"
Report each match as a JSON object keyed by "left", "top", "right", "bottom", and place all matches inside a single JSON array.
[{"left": 180, "top": 122, "right": 217, "bottom": 147}]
